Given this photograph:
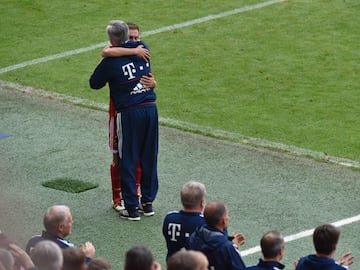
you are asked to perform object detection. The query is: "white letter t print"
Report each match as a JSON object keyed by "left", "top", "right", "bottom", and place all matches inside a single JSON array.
[{"left": 122, "top": 63, "right": 136, "bottom": 80}]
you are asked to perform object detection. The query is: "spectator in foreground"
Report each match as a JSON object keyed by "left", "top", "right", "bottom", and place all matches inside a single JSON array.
[
  {"left": 0, "top": 248, "right": 15, "bottom": 270},
  {"left": 123, "top": 245, "right": 161, "bottom": 270},
  {"left": 246, "top": 230, "right": 285, "bottom": 270},
  {"left": 167, "top": 249, "right": 208, "bottom": 270},
  {"left": 0, "top": 230, "right": 35, "bottom": 270},
  {"left": 62, "top": 247, "right": 86, "bottom": 270},
  {"left": 295, "top": 224, "right": 354, "bottom": 270},
  {"left": 30, "top": 240, "right": 63, "bottom": 270},
  {"left": 88, "top": 258, "right": 112, "bottom": 270}
]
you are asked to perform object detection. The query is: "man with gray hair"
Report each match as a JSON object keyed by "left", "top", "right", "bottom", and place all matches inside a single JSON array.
[
  {"left": 90, "top": 20, "right": 159, "bottom": 221},
  {"left": 246, "top": 230, "right": 285, "bottom": 270},
  {"left": 162, "top": 181, "right": 207, "bottom": 260},
  {"left": 30, "top": 240, "right": 63, "bottom": 270}
]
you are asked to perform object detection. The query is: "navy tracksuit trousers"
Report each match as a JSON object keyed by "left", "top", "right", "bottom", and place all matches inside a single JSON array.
[{"left": 116, "top": 103, "right": 158, "bottom": 211}]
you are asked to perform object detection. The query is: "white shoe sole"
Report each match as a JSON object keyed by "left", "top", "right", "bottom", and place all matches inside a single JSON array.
[
  {"left": 120, "top": 215, "right": 141, "bottom": 221},
  {"left": 112, "top": 204, "right": 125, "bottom": 211},
  {"left": 139, "top": 209, "right": 155, "bottom": 216},
  {"left": 119, "top": 210, "right": 141, "bottom": 221}
]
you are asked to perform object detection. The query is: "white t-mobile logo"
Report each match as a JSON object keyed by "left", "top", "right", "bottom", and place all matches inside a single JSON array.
[
  {"left": 122, "top": 63, "right": 136, "bottom": 80},
  {"left": 167, "top": 223, "right": 181, "bottom": 241}
]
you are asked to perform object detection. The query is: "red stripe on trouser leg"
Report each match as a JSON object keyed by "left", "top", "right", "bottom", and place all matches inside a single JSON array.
[{"left": 110, "top": 163, "right": 121, "bottom": 205}]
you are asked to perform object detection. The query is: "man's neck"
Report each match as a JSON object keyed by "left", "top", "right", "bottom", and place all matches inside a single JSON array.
[
  {"left": 263, "top": 256, "right": 281, "bottom": 262},
  {"left": 47, "top": 230, "right": 65, "bottom": 239},
  {"left": 183, "top": 207, "right": 202, "bottom": 213},
  {"left": 213, "top": 224, "right": 225, "bottom": 232},
  {"left": 316, "top": 252, "right": 334, "bottom": 259}
]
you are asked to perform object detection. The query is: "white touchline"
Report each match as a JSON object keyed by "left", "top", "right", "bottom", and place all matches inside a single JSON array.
[
  {"left": 1, "top": 76, "right": 360, "bottom": 169},
  {"left": 0, "top": 0, "right": 285, "bottom": 74},
  {"left": 240, "top": 214, "right": 360, "bottom": 257},
  {"left": 160, "top": 117, "right": 360, "bottom": 168},
  {"left": 1, "top": 79, "right": 360, "bottom": 169},
  {"left": 140, "top": 0, "right": 285, "bottom": 37}
]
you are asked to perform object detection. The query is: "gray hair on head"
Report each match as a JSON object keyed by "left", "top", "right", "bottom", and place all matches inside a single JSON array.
[
  {"left": 106, "top": 20, "right": 129, "bottom": 46},
  {"left": 0, "top": 248, "right": 15, "bottom": 270},
  {"left": 30, "top": 240, "right": 63, "bottom": 270},
  {"left": 43, "top": 205, "right": 70, "bottom": 232},
  {"left": 181, "top": 181, "right": 206, "bottom": 209}
]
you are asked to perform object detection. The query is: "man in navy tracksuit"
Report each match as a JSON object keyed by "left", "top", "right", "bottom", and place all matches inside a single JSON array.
[
  {"left": 295, "top": 224, "right": 354, "bottom": 270},
  {"left": 25, "top": 205, "right": 95, "bottom": 264},
  {"left": 90, "top": 20, "right": 158, "bottom": 221},
  {"left": 188, "top": 201, "right": 246, "bottom": 270},
  {"left": 246, "top": 230, "right": 285, "bottom": 270},
  {"left": 162, "top": 181, "right": 207, "bottom": 261}
]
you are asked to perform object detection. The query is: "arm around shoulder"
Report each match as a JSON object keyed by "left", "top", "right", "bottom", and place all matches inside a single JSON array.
[{"left": 102, "top": 45, "right": 150, "bottom": 61}]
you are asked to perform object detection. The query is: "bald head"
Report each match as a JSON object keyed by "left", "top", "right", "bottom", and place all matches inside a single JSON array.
[
  {"left": 204, "top": 201, "right": 228, "bottom": 229},
  {"left": 260, "top": 230, "right": 284, "bottom": 260}
]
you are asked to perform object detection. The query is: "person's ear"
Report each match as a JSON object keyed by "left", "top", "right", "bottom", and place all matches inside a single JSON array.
[
  {"left": 279, "top": 246, "right": 285, "bottom": 260},
  {"left": 200, "top": 199, "right": 205, "bottom": 211},
  {"left": 221, "top": 216, "right": 227, "bottom": 228},
  {"left": 57, "top": 223, "right": 64, "bottom": 233}
]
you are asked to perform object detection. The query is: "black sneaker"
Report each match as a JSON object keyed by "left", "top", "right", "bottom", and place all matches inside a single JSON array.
[
  {"left": 139, "top": 202, "right": 155, "bottom": 216},
  {"left": 119, "top": 209, "right": 141, "bottom": 221}
]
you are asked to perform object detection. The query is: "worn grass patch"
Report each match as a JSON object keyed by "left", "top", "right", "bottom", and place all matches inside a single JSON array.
[{"left": 42, "top": 178, "right": 98, "bottom": 193}]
